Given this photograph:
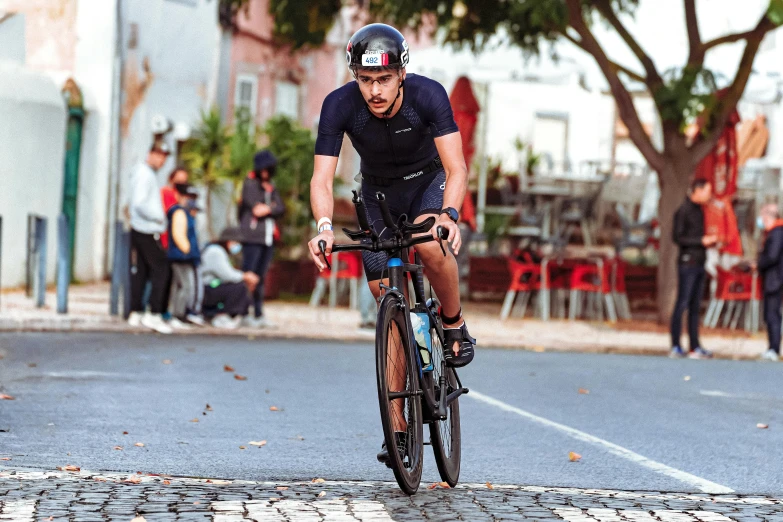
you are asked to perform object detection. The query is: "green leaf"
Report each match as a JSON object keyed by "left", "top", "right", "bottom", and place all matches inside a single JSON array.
[{"left": 768, "top": 0, "right": 783, "bottom": 26}]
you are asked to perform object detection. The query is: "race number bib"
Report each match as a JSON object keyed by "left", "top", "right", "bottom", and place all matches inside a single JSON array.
[{"left": 361, "top": 51, "right": 389, "bottom": 66}]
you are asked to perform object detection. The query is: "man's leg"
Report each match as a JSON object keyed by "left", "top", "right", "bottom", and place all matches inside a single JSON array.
[
  {"left": 253, "top": 245, "right": 275, "bottom": 318},
  {"left": 129, "top": 231, "right": 146, "bottom": 313},
  {"left": 670, "top": 265, "right": 696, "bottom": 348},
  {"left": 764, "top": 292, "right": 782, "bottom": 354},
  {"left": 687, "top": 267, "right": 706, "bottom": 350},
  {"left": 145, "top": 237, "right": 171, "bottom": 315},
  {"left": 242, "top": 244, "right": 263, "bottom": 318}
]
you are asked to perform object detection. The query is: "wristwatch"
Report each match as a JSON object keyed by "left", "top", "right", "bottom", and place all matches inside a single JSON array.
[{"left": 440, "top": 207, "right": 459, "bottom": 223}]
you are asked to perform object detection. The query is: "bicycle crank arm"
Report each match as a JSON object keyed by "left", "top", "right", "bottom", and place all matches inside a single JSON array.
[
  {"left": 388, "top": 390, "right": 424, "bottom": 400},
  {"left": 445, "top": 387, "right": 469, "bottom": 408}
]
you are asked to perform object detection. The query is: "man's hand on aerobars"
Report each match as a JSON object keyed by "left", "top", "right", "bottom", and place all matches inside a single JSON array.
[
  {"left": 431, "top": 215, "right": 462, "bottom": 255},
  {"left": 308, "top": 230, "right": 335, "bottom": 271}
]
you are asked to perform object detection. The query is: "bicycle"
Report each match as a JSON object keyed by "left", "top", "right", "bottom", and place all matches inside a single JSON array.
[{"left": 318, "top": 190, "right": 469, "bottom": 495}]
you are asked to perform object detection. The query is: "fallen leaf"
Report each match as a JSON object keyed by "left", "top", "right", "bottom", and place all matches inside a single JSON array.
[
  {"left": 247, "top": 335, "right": 256, "bottom": 341},
  {"left": 268, "top": 497, "right": 281, "bottom": 502},
  {"left": 684, "top": 375, "right": 691, "bottom": 381},
  {"left": 58, "top": 465, "right": 80, "bottom": 472},
  {"left": 224, "top": 365, "right": 234, "bottom": 372},
  {"left": 276, "top": 486, "right": 289, "bottom": 491},
  {"left": 186, "top": 347, "right": 196, "bottom": 353},
  {"left": 239, "top": 446, "right": 246, "bottom": 450},
  {"left": 569, "top": 452, "right": 582, "bottom": 462},
  {"left": 439, "top": 482, "right": 450, "bottom": 489},
  {"left": 162, "top": 359, "right": 172, "bottom": 365},
  {"left": 533, "top": 346, "right": 545, "bottom": 353},
  {"left": 134, "top": 443, "right": 144, "bottom": 447},
  {"left": 206, "top": 404, "right": 213, "bottom": 411},
  {"left": 94, "top": 478, "right": 106, "bottom": 482},
  {"left": 486, "top": 482, "right": 494, "bottom": 490},
  {"left": 46, "top": 517, "right": 52, "bottom": 521},
  {"left": 137, "top": 471, "right": 142, "bottom": 474},
  {"left": 163, "top": 480, "right": 171, "bottom": 485},
  {"left": 265, "top": 389, "right": 270, "bottom": 394},
  {"left": 0, "top": 457, "right": 11, "bottom": 461},
  {"left": 125, "top": 475, "right": 142, "bottom": 484},
  {"left": 190, "top": 418, "right": 199, "bottom": 423},
  {"left": 269, "top": 406, "right": 279, "bottom": 411},
  {"left": 202, "top": 412, "right": 207, "bottom": 416},
  {"left": 318, "top": 491, "right": 326, "bottom": 498},
  {"left": 193, "top": 501, "right": 200, "bottom": 505},
  {"left": 28, "top": 363, "right": 37, "bottom": 368},
  {"left": 0, "top": 394, "right": 15, "bottom": 400},
  {"left": 130, "top": 516, "right": 146, "bottom": 522},
  {"left": 113, "top": 446, "right": 123, "bottom": 451},
  {"left": 234, "top": 374, "right": 247, "bottom": 381},
  {"left": 427, "top": 483, "right": 438, "bottom": 490},
  {"left": 312, "top": 478, "right": 326, "bottom": 483},
  {"left": 757, "top": 423, "right": 769, "bottom": 429},
  {"left": 123, "top": 431, "right": 129, "bottom": 435},
  {"left": 295, "top": 435, "right": 305, "bottom": 441},
  {"left": 578, "top": 388, "right": 590, "bottom": 395},
  {"left": 249, "top": 440, "right": 267, "bottom": 447}
]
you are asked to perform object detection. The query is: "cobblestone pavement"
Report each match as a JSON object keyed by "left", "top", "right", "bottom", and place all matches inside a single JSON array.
[{"left": 1, "top": 468, "right": 781, "bottom": 522}]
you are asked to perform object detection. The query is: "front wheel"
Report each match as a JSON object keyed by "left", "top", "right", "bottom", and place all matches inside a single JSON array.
[
  {"left": 375, "top": 295, "right": 424, "bottom": 495},
  {"left": 428, "top": 312, "right": 462, "bottom": 486}
]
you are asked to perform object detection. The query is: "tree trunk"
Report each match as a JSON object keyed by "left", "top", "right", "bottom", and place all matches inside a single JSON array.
[
  {"left": 656, "top": 161, "right": 693, "bottom": 324},
  {"left": 205, "top": 185, "right": 216, "bottom": 241}
]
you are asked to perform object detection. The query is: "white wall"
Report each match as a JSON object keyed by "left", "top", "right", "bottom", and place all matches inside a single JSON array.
[
  {"left": 0, "top": 61, "right": 67, "bottom": 287},
  {"left": 71, "top": 0, "right": 119, "bottom": 282}
]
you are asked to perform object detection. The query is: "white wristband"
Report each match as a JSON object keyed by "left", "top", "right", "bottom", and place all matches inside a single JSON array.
[
  {"left": 317, "top": 217, "right": 332, "bottom": 230},
  {"left": 318, "top": 223, "right": 333, "bottom": 234}
]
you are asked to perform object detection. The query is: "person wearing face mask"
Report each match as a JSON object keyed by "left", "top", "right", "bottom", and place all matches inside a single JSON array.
[
  {"left": 753, "top": 203, "right": 783, "bottom": 361},
  {"left": 200, "top": 227, "right": 260, "bottom": 329},
  {"left": 238, "top": 150, "right": 285, "bottom": 328},
  {"left": 166, "top": 183, "right": 202, "bottom": 327}
]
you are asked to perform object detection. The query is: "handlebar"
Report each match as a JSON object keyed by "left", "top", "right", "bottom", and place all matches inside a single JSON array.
[{"left": 318, "top": 226, "right": 449, "bottom": 271}]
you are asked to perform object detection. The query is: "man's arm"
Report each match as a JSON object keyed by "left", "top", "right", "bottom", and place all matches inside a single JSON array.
[
  {"left": 171, "top": 208, "right": 191, "bottom": 254},
  {"left": 308, "top": 155, "right": 339, "bottom": 270},
  {"left": 758, "top": 229, "right": 783, "bottom": 272},
  {"left": 433, "top": 132, "right": 468, "bottom": 254}
]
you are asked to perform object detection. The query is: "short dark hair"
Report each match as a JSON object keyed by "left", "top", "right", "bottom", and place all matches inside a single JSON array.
[
  {"left": 168, "top": 165, "right": 188, "bottom": 182},
  {"left": 690, "top": 178, "right": 710, "bottom": 192}
]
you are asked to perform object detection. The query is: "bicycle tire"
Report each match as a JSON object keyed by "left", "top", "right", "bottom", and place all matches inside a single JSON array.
[
  {"left": 428, "top": 307, "right": 462, "bottom": 486},
  {"left": 375, "top": 295, "right": 424, "bottom": 495}
]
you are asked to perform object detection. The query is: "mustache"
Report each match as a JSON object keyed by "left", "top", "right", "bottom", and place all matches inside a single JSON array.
[{"left": 368, "top": 97, "right": 387, "bottom": 104}]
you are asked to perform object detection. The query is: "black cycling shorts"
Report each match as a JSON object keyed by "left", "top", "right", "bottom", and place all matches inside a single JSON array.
[{"left": 359, "top": 168, "right": 446, "bottom": 281}]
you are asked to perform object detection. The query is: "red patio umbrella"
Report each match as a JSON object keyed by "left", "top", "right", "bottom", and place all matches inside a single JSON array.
[{"left": 449, "top": 76, "right": 480, "bottom": 231}]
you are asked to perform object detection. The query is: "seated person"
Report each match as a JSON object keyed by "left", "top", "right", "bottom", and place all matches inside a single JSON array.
[{"left": 200, "top": 227, "right": 259, "bottom": 329}]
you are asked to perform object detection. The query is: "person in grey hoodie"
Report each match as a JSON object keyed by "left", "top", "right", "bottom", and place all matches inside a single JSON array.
[
  {"left": 127, "top": 139, "right": 173, "bottom": 335},
  {"left": 200, "top": 227, "right": 259, "bottom": 329},
  {"left": 238, "top": 150, "right": 285, "bottom": 327}
]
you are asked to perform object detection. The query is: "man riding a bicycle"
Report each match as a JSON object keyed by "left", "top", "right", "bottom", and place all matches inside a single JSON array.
[{"left": 308, "top": 23, "right": 476, "bottom": 465}]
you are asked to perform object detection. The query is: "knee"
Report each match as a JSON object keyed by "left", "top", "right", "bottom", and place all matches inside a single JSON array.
[{"left": 414, "top": 242, "right": 450, "bottom": 267}]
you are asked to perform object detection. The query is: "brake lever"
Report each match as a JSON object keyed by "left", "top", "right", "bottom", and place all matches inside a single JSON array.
[
  {"left": 318, "top": 240, "right": 332, "bottom": 271},
  {"left": 436, "top": 226, "right": 447, "bottom": 257}
]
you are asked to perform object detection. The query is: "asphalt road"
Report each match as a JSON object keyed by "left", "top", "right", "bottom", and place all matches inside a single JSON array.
[{"left": 0, "top": 332, "right": 781, "bottom": 496}]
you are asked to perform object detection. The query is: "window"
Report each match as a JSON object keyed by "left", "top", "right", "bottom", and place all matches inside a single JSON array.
[
  {"left": 234, "top": 74, "right": 258, "bottom": 120},
  {"left": 532, "top": 112, "right": 569, "bottom": 174},
  {"left": 275, "top": 81, "right": 300, "bottom": 120}
]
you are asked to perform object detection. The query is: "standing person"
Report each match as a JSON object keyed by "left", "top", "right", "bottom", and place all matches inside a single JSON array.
[
  {"left": 127, "top": 139, "right": 173, "bottom": 335},
  {"left": 306, "top": 24, "right": 476, "bottom": 465},
  {"left": 670, "top": 179, "right": 718, "bottom": 359},
  {"left": 200, "top": 227, "right": 259, "bottom": 329},
  {"left": 167, "top": 183, "right": 201, "bottom": 327},
  {"left": 238, "top": 150, "right": 285, "bottom": 328},
  {"left": 160, "top": 166, "right": 189, "bottom": 249},
  {"left": 755, "top": 203, "right": 783, "bottom": 361}
]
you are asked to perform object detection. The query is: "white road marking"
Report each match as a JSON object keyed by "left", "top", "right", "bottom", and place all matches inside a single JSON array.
[
  {"left": 553, "top": 509, "right": 736, "bottom": 522},
  {"left": 467, "top": 390, "right": 734, "bottom": 494},
  {"left": 0, "top": 499, "right": 36, "bottom": 522}
]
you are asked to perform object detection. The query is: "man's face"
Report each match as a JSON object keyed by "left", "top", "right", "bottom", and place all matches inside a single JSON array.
[
  {"left": 692, "top": 183, "right": 712, "bottom": 204},
  {"left": 761, "top": 205, "right": 778, "bottom": 230},
  {"left": 148, "top": 150, "right": 169, "bottom": 171},
  {"left": 355, "top": 68, "right": 405, "bottom": 117}
]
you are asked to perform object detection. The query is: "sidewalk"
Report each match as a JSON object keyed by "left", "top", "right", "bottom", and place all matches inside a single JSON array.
[{"left": 0, "top": 282, "right": 769, "bottom": 359}]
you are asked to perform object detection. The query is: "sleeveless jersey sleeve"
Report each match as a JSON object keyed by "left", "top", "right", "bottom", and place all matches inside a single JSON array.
[
  {"left": 315, "top": 89, "right": 350, "bottom": 157},
  {"left": 422, "top": 80, "right": 459, "bottom": 137}
]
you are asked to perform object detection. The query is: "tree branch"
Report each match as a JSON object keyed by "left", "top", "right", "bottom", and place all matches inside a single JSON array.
[
  {"left": 593, "top": 0, "right": 663, "bottom": 89},
  {"left": 563, "top": 32, "right": 646, "bottom": 83},
  {"left": 684, "top": 0, "right": 703, "bottom": 65},
  {"left": 564, "top": 0, "right": 664, "bottom": 172},
  {"left": 703, "top": 28, "right": 765, "bottom": 52},
  {"left": 689, "top": 15, "right": 776, "bottom": 165}
]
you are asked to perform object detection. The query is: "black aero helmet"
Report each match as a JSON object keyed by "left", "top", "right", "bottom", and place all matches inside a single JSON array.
[{"left": 346, "top": 24, "right": 409, "bottom": 70}]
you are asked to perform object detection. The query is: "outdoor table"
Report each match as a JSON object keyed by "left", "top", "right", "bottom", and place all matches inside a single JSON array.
[
  {"left": 538, "top": 250, "right": 610, "bottom": 321},
  {"left": 521, "top": 185, "right": 573, "bottom": 240}
]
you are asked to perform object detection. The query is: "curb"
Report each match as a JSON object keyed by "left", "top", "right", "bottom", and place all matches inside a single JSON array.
[{"left": 0, "top": 318, "right": 764, "bottom": 361}]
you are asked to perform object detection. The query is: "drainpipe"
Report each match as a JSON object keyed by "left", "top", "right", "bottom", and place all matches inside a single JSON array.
[{"left": 105, "top": 0, "right": 124, "bottom": 275}]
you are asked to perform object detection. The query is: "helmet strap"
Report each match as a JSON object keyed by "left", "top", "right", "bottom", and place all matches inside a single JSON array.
[{"left": 382, "top": 79, "right": 403, "bottom": 118}]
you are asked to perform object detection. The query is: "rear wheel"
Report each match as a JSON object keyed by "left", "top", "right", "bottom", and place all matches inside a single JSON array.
[
  {"left": 428, "top": 310, "right": 461, "bottom": 486},
  {"left": 376, "top": 296, "right": 424, "bottom": 495}
]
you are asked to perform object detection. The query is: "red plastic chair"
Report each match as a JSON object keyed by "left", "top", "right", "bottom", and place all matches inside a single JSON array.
[
  {"left": 568, "top": 258, "right": 617, "bottom": 322},
  {"left": 704, "top": 266, "right": 760, "bottom": 331},
  {"left": 606, "top": 257, "right": 631, "bottom": 320},
  {"left": 309, "top": 251, "right": 364, "bottom": 309},
  {"left": 500, "top": 258, "right": 542, "bottom": 320}
]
